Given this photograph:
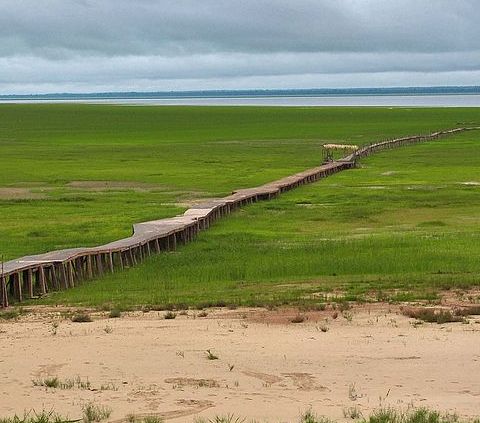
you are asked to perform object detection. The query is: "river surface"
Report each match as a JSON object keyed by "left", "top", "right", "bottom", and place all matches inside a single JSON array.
[{"left": 2, "top": 94, "right": 480, "bottom": 107}]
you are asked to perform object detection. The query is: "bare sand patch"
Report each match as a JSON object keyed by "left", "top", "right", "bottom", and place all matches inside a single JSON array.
[
  {"left": 0, "top": 187, "right": 46, "bottom": 200},
  {"left": 459, "top": 181, "right": 480, "bottom": 186},
  {"left": 1, "top": 306, "right": 480, "bottom": 422},
  {"left": 67, "top": 180, "right": 166, "bottom": 192}
]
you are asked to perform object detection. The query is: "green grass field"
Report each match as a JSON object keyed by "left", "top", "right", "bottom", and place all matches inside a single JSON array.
[
  {"left": 1, "top": 105, "right": 479, "bottom": 261},
  {"left": 36, "top": 129, "right": 480, "bottom": 309}
]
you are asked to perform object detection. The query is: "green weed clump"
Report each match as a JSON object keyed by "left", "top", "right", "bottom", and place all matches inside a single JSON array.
[
  {"left": 365, "top": 408, "right": 465, "bottom": 423},
  {"left": 82, "top": 403, "right": 112, "bottom": 423},
  {"left": 163, "top": 311, "right": 177, "bottom": 320},
  {"left": 0, "top": 411, "right": 66, "bottom": 423},
  {"left": 0, "top": 308, "right": 28, "bottom": 320},
  {"left": 32, "top": 375, "right": 91, "bottom": 390},
  {"left": 108, "top": 309, "right": 122, "bottom": 318},
  {"left": 1, "top": 407, "right": 479, "bottom": 423}
]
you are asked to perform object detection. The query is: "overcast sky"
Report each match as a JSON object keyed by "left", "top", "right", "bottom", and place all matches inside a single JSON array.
[{"left": 1, "top": 0, "right": 479, "bottom": 94}]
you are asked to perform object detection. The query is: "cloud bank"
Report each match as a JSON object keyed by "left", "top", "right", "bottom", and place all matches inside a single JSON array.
[{"left": 1, "top": 0, "right": 479, "bottom": 93}]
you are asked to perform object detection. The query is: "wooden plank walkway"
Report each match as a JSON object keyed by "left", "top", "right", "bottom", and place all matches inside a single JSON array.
[{"left": 0, "top": 127, "right": 477, "bottom": 308}]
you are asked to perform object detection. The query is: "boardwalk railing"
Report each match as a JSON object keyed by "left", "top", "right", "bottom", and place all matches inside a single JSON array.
[{"left": 0, "top": 127, "right": 477, "bottom": 308}]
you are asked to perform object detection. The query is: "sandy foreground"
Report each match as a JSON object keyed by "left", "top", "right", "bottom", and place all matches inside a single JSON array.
[{"left": 1, "top": 305, "right": 480, "bottom": 422}]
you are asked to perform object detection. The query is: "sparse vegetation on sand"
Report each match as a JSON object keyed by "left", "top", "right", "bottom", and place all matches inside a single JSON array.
[
  {"left": 301, "top": 408, "right": 480, "bottom": 423},
  {"left": 0, "top": 404, "right": 112, "bottom": 423},
  {"left": 1, "top": 406, "right": 480, "bottom": 423},
  {"left": 194, "top": 407, "right": 480, "bottom": 423}
]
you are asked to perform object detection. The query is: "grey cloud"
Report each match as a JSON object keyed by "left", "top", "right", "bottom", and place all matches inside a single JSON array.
[{"left": 0, "top": 0, "right": 479, "bottom": 93}]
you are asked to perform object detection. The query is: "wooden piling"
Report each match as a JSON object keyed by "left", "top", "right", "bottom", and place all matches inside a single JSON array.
[
  {"left": 0, "top": 274, "right": 8, "bottom": 308},
  {"left": 12, "top": 273, "right": 22, "bottom": 302},
  {"left": 38, "top": 266, "right": 47, "bottom": 295}
]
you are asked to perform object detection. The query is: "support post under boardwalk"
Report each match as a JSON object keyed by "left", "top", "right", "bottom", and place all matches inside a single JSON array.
[
  {"left": 25, "top": 268, "right": 34, "bottom": 299},
  {"left": 12, "top": 273, "right": 22, "bottom": 302},
  {"left": 108, "top": 253, "right": 114, "bottom": 273},
  {"left": 68, "top": 261, "right": 75, "bottom": 288},
  {"left": 0, "top": 275, "right": 8, "bottom": 308},
  {"left": 38, "top": 266, "right": 47, "bottom": 295},
  {"left": 86, "top": 255, "right": 93, "bottom": 279}
]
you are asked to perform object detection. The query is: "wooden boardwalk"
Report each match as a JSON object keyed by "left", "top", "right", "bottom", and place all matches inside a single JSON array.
[{"left": 0, "top": 127, "right": 476, "bottom": 308}]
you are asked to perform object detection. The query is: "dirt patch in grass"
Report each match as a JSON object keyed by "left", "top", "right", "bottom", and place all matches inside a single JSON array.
[
  {"left": 0, "top": 187, "right": 46, "bottom": 200},
  {"left": 459, "top": 181, "right": 480, "bottom": 186},
  {"left": 67, "top": 180, "right": 166, "bottom": 192}
]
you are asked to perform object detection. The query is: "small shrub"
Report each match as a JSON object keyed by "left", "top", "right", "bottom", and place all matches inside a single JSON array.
[
  {"left": 33, "top": 375, "right": 91, "bottom": 390},
  {"left": 82, "top": 403, "right": 112, "bottom": 423},
  {"left": 290, "top": 313, "right": 306, "bottom": 324},
  {"left": 164, "top": 311, "right": 176, "bottom": 319},
  {"left": 71, "top": 313, "right": 92, "bottom": 323},
  {"left": 366, "top": 407, "right": 459, "bottom": 423},
  {"left": 196, "top": 415, "right": 244, "bottom": 423},
  {"left": 0, "top": 410, "right": 66, "bottom": 423},
  {"left": 402, "top": 308, "right": 463, "bottom": 324},
  {"left": 108, "top": 309, "right": 121, "bottom": 318},
  {"left": 100, "top": 382, "right": 118, "bottom": 391},
  {"left": 301, "top": 409, "right": 334, "bottom": 423},
  {"left": 348, "top": 383, "right": 359, "bottom": 401},
  {"left": 343, "top": 406, "right": 362, "bottom": 419},
  {"left": 32, "top": 377, "right": 60, "bottom": 389},
  {"left": 197, "top": 310, "right": 208, "bottom": 318},
  {"left": 50, "top": 322, "right": 59, "bottom": 336},
  {"left": 143, "top": 417, "right": 164, "bottom": 423},
  {"left": 0, "top": 309, "right": 20, "bottom": 320},
  {"left": 455, "top": 306, "right": 480, "bottom": 317}
]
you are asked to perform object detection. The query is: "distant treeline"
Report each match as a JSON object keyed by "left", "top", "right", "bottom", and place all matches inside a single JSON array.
[{"left": 2, "top": 86, "right": 480, "bottom": 100}]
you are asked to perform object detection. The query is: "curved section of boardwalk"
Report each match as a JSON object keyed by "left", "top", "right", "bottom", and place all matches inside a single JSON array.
[{"left": 0, "top": 127, "right": 476, "bottom": 307}]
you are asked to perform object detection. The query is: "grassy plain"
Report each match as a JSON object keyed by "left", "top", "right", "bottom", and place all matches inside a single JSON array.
[
  {"left": 42, "top": 130, "right": 480, "bottom": 309},
  {"left": 1, "top": 105, "right": 479, "bottom": 260}
]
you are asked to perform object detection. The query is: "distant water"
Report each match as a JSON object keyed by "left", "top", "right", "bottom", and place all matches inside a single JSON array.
[{"left": 2, "top": 94, "right": 480, "bottom": 107}]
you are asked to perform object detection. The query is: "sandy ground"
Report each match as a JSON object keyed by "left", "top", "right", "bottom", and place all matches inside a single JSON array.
[{"left": 1, "top": 305, "right": 480, "bottom": 422}]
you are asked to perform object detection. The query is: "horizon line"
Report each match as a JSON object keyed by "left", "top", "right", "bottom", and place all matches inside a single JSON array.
[{"left": 2, "top": 85, "right": 480, "bottom": 98}]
